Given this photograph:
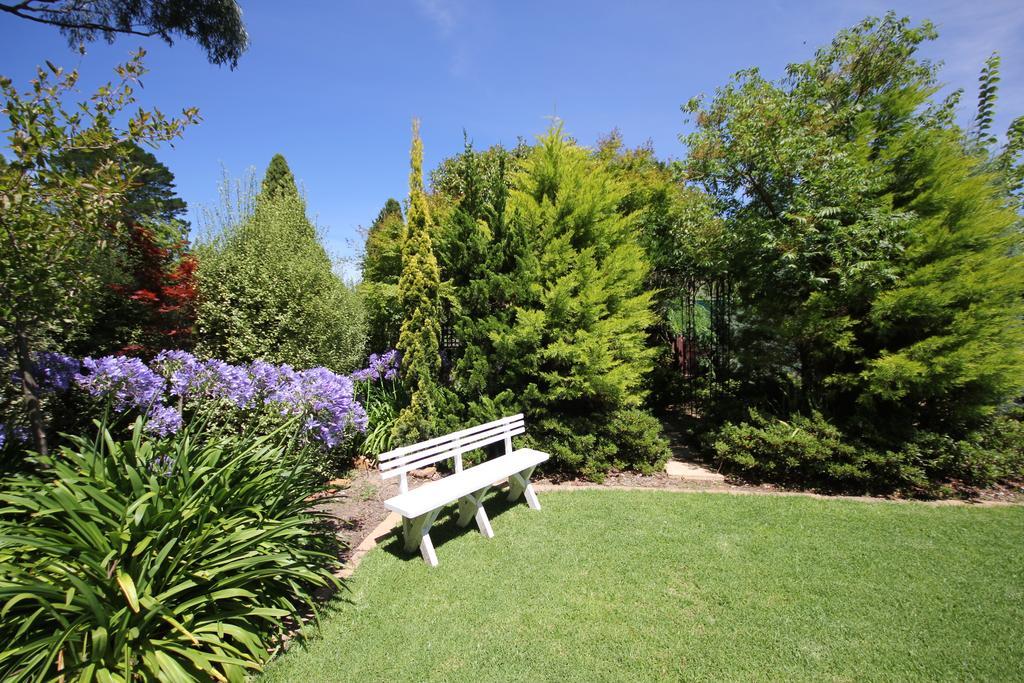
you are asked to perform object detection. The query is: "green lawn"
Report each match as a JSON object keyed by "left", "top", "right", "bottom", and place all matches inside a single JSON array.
[{"left": 264, "top": 490, "right": 1024, "bottom": 682}]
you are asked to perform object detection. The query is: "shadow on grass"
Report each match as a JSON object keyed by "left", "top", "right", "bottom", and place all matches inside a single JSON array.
[{"left": 378, "top": 489, "right": 526, "bottom": 562}]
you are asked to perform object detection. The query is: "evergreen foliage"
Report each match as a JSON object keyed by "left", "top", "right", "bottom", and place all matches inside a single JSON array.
[
  {"left": 259, "top": 153, "right": 301, "bottom": 203},
  {"left": 195, "top": 173, "right": 365, "bottom": 372},
  {"left": 360, "top": 198, "right": 405, "bottom": 353},
  {"left": 430, "top": 125, "right": 670, "bottom": 478},
  {"left": 391, "top": 120, "right": 445, "bottom": 444},
  {"left": 684, "top": 13, "right": 1024, "bottom": 489},
  {"left": 362, "top": 198, "right": 404, "bottom": 283},
  {"left": 0, "top": 0, "right": 249, "bottom": 67}
]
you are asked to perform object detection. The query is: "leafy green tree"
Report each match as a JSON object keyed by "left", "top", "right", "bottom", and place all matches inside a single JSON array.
[
  {"left": 0, "top": 0, "right": 249, "bottom": 67},
  {"left": 392, "top": 120, "right": 445, "bottom": 444},
  {"left": 59, "top": 142, "right": 195, "bottom": 357},
  {"left": 971, "top": 54, "right": 1024, "bottom": 214},
  {"left": 501, "top": 124, "right": 666, "bottom": 477},
  {"left": 684, "top": 13, "right": 1024, "bottom": 486},
  {"left": 360, "top": 198, "right": 404, "bottom": 352},
  {"left": 0, "top": 52, "right": 196, "bottom": 454},
  {"left": 431, "top": 138, "right": 525, "bottom": 427},
  {"left": 195, "top": 166, "right": 365, "bottom": 372},
  {"left": 255, "top": 153, "right": 314, "bottom": 240},
  {"left": 362, "top": 198, "right": 403, "bottom": 282}
]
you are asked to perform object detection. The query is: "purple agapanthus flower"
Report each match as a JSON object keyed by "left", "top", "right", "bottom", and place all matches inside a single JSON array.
[
  {"left": 9, "top": 351, "right": 81, "bottom": 393},
  {"left": 0, "top": 425, "right": 6, "bottom": 449},
  {"left": 351, "top": 349, "right": 400, "bottom": 382},
  {"left": 154, "top": 351, "right": 255, "bottom": 408},
  {"left": 34, "top": 352, "right": 81, "bottom": 392},
  {"left": 151, "top": 349, "right": 200, "bottom": 381},
  {"left": 145, "top": 404, "right": 183, "bottom": 438},
  {"left": 149, "top": 453, "right": 175, "bottom": 477},
  {"left": 12, "top": 426, "right": 30, "bottom": 445},
  {"left": 76, "top": 356, "right": 166, "bottom": 411},
  {"left": 248, "top": 360, "right": 289, "bottom": 396},
  {"left": 262, "top": 366, "right": 368, "bottom": 448}
]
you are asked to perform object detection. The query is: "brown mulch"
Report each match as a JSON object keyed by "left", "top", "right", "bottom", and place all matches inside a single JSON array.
[{"left": 314, "top": 465, "right": 444, "bottom": 567}]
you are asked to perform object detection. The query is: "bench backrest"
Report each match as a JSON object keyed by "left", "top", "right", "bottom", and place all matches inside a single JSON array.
[{"left": 378, "top": 413, "right": 525, "bottom": 493}]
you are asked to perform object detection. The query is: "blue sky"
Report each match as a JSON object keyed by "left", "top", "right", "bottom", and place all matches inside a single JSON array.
[{"left": 2, "top": 1, "right": 1022, "bottom": 279}]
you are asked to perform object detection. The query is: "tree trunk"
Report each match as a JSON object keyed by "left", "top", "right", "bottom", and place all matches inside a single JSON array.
[{"left": 13, "top": 323, "right": 47, "bottom": 456}]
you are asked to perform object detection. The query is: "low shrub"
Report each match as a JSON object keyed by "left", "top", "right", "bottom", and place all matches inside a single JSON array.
[
  {"left": 712, "top": 407, "right": 1024, "bottom": 494},
  {"left": 604, "top": 408, "right": 672, "bottom": 475},
  {"left": 524, "top": 409, "right": 671, "bottom": 483},
  {"left": 0, "top": 418, "right": 339, "bottom": 681},
  {"left": 915, "top": 410, "right": 1024, "bottom": 488},
  {"left": 711, "top": 410, "right": 926, "bottom": 492}
]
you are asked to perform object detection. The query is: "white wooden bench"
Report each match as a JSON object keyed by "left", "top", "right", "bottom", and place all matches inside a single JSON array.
[{"left": 379, "top": 414, "right": 549, "bottom": 567}]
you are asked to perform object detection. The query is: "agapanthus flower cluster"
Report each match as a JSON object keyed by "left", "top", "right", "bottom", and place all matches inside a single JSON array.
[
  {"left": 0, "top": 425, "right": 37, "bottom": 449},
  {"left": 72, "top": 351, "right": 390, "bottom": 448},
  {"left": 76, "top": 356, "right": 165, "bottom": 412},
  {"left": 149, "top": 453, "right": 175, "bottom": 477},
  {"left": 8, "top": 351, "right": 81, "bottom": 393},
  {"left": 145, "top": 404, "right": 184, "bottom": 438},
  {"left": 153, "top": 351, "right": 255, "bottom": 407},
  {"left": 350, "top": 349, "right": 400, "bottom": 382},
  {"left": 271, "top": 367, "right": 369, "bottom": 448}
]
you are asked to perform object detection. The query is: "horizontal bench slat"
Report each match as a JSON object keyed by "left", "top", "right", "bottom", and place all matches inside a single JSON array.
[
  {"left": 381, "top": 425, "right": 525, "bottom": 475},
  {"left": 383, "top": 448, "right": 549, "bottom": 518},
  {"left": 379, "top": 414, "right": 524, "bottom": 462},
  {"left": 379, "top": 420, "right": 524, "bottom": 471}
]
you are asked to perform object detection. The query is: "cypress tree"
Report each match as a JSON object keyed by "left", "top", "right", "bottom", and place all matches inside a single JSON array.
[
  {"left": 362, "top": 198, "right": 404, "bottom": 284},
  {"left": 491, "top": 124, "right": 668, "bottom": 478},
  {"left": 360, "top": 197, "right": 405, "bottom": 352},
  {"left": 392, "top": 120, "right": 444, "bottom": 444},
  {"left": 259, "top": 153, "right": 300, "bottom": 202},
  {"left": 860, "top": 122, "right": 1024, "bottom": 439},
  {"left": 433, "top": 141, "right": 510, "bottom": 407}
]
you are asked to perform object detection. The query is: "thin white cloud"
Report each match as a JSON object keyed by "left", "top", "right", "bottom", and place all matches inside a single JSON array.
[{"left": 414, "top": 0, "right": 459, "bottom": 37}]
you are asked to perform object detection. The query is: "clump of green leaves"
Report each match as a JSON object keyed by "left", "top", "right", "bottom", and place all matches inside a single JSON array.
[
  {"left": 360, "top": 199, "right": 405, "bottom": 355},
  {"left": 712, "top": 410, "right": 925, "bottom": 492},
  {"left": 427, "top": 124, "right": 670, "bottom": 478},
  {"left": 0, "top": 418, "right": 340, "bottom": 681},
  {"left": 194, "top": 157, "right": 366, "bottom": 373}
]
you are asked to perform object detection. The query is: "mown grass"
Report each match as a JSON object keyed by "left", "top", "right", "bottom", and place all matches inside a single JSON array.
[{"left": 264, "top": 490, "right": 1024, "bottom": 681}]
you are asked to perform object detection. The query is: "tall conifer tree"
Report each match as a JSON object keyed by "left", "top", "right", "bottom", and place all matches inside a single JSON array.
[
  {"left": 430, "top": 124, "right": 669, "bottom": 477},
  {"left": 361, "top": 198, "right": 405, "bottom": 352},
  {"left": 259, "top": 153, "right": 300, "bottom": 202},
  {"left": 392, "top": 120, "right": 443, "bottom": 444}
]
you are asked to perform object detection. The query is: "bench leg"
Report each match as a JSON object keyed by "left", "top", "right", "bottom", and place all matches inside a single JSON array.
[
  {"left": 402, "top": 508, "right": 441, "bottom": 567},
  {"left": 507, "top": 466, "right": 541, "bottom": 510},
  {"left": 457, "top": 486, "right": 494, "bottom": 538}
]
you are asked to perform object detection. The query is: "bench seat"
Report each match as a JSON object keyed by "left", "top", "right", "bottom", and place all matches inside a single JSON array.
[
  {"left": 383, "top": 447, "right": 548, "bottom": 518},
  {"left": 377, "top": 414, "right": 549, "bottom": 567}
]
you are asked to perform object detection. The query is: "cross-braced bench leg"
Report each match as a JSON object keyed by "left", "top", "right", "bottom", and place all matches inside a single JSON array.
[
  {"left": 507, "top": 466, "right": 541, "bottom": 510},
  {"left": 456, "top": 486, "right": 494, "bottom": 538},
  {"left": 402, "top": 508, "right": 442, "bottom": 567}
]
